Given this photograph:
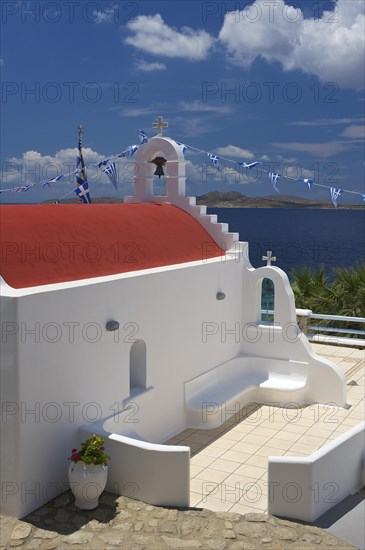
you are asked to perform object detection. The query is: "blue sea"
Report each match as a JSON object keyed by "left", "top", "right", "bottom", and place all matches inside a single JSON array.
[{"left": 208, "top": 208, "right": 365, "bottom": 278}]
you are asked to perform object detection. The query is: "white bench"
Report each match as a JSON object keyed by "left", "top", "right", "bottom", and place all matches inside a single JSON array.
[{"left": 184, "top": 356, "right": 309, "bottom": 428}]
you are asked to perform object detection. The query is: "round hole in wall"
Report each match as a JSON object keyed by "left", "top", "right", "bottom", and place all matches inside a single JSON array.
[
  {"left": 106, "top": 320, "right": 120, "bottom": 332},
  {"left": 216, "top": 292, "right": 226, "bottom": 301}
]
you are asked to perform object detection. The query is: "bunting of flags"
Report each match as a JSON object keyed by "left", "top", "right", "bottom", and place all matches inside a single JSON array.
[
  {"left": 0, "top": 184, "right": 35, "bottom": 193},
  {"left": 303, "top": 178, "right": 313, "bottom": 191},
  {"left": 330, "top": 187, "right": 343, "bottom": 208},
  {"left": 1, "top": 129, "right": 364, "bottom": 209},
  {"left": 103, "top": 163, "right": 118, "bottom": 190},
  {"left": 13, "top": 184, "right": 33, "bottom": 192},
  {"left": 269, "top": 172, "right": 281, "bottom": 193},
  {"left": 239, "top": 161, "right": 259, "bottom": 170},
  {"left": 127, "top": 145, "right": 139, "bottom": 158},
  {"left": 97, "top": 159, "right": 110, "bottom": 168},
  {"left": 208, "top": 153, "right": 220, "bottom": 169},
  {"left": 176, "top": 142, "right": 188, "bottom": 154},
  {"left": 179, "top": 140, "right": 364, "bottom": 207},
  {"left": 118, "top": 145, "right": 139, "bottom": 159},
  {"left": 138, "top": 130, "right": 148, "bottom": 145}
]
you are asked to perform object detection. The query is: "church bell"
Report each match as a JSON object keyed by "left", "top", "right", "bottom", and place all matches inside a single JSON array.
[{"left": 151, "top": 156, "right": 167, "bottom": 179}]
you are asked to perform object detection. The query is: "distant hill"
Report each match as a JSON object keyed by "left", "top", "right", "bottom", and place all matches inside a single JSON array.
[
  {"left": 42, "top": 192, "right": 363, "bottom": 209},
  {"left": 196, "top": 191, "right": 363, "bottom": 209}
]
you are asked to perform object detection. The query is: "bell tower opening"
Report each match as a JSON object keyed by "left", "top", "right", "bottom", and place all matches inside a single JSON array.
[{"left": 151, "top": 154, "right": 167, "bottom": 196}]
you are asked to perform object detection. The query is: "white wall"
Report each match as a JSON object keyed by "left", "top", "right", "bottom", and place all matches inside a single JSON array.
[
  {"left": 0, "top": 255, "right": 244, "bottom": 517},
  {"left": 0, "top": 241, "right": 347, "bottom": 518}
]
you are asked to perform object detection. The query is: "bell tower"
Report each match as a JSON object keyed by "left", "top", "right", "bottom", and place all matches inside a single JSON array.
[
  {"left": 124, "top": 116, "right": 240, "bottom": 251},
  {"left": 124, "top": 116, "right": 186, "bottom": 204}
]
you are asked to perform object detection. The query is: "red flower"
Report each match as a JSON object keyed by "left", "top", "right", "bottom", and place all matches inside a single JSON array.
[
  {"left": 75, "top": 456, "right": 81, "bottom": 462},
  {"left": 72, "top": 448, "right": 77, "bottom": 453}
]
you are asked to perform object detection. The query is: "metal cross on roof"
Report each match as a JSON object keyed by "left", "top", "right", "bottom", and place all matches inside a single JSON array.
[
  {"left": 262, "top": 250, "right": 276, "bottom": 266},
  {"left": 152, "top": 116, "right": 168, "bottom": 136}
]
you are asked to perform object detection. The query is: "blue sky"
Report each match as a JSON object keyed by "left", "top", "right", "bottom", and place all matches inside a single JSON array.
[{"left": 1, "top": 0, "right": 364, "bottom": 203}]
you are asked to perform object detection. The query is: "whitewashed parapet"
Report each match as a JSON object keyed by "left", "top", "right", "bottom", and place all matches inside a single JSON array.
[
  {"left": 268, "top": 421, "right": 365, "bottom": 522},
  {"left": 296, "top": 309, "right": 312, "bottom": 335}
]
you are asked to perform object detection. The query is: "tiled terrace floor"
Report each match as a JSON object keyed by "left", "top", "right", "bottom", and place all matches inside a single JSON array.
[{"left": 165, "top": 344, "right": 364, "bottom": 514}]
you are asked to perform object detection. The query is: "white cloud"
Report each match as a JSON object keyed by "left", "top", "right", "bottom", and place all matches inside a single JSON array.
[
  {"left": 93, "top": 5, "right": 116, "bottom": 24},
  {"left": 288, "top": 117, "right": 365, "bottom": 127},
  {"left": 172, "top": 116, "right": 217, "bottom": 137},
  {"left": 3, "top": 148, "right": 106, "bottom": 185},
  {"left": 2, "top": 147, "right": 138, "bottom": 199},
  {"left": 215, "top": 145, "right": 255, "bottom": 160},
  {"left": 272, "top": 140, "right": 356, "bottom": 158},
  {"left": 0, "top": 59, "right": 5, "bottom": 66},
  {"left": 125, "top": 14, "right": 215, "bottom": 61},
  {"left": 340, "top": 125, "right": 365, "bottom": 139},
  {"left": 119, "top": 107, "right": 157, "bottom": 117},
  {"left": 185, "top": 158, "right": 252, "bottom": 188},
  {"left": 179, "top": 100, "right": 232, "bottom": 113},
  {"left": 284, "top": 165, "right": 313, "bottom": 180},
  {"left": 135, "top": 59, "right": 166, "bottom": 72},
  {"left": 219, "top": 0, "right": 365, "bottom": 89}
]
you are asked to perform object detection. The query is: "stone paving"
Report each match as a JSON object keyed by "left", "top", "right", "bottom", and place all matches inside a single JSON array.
[
  {"left": 0, "top": 344, "right": 363, "bottom": 549},
  {"left": 0, "top": 491, "right": 357, "bottom": 549}
]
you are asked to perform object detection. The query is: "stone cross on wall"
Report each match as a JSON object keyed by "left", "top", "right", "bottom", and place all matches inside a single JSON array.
[
  {"left": 262, "top": 250, "right": 276, "bottom": 266},
  {"left": 152, "top": 116, "right": 168, "bottom": 136}
]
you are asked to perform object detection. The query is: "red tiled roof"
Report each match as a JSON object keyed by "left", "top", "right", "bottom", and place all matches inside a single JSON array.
[{"left": 0, "top": 203, "right": 224, "bottom": 288}]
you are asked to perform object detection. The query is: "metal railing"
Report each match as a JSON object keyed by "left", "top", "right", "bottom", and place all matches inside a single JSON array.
[
  {"left": 306, "top": 312, "right": 365, "bottom": 347},
  {"left": 260, "top": 309, "right": 365, "bottom": 347}
]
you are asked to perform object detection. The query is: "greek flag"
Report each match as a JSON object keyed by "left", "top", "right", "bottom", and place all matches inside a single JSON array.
[
  {"left": 176, "top": 142, "right": 188, "bottom": 154},
  {"left": 103, "top": 163, "right": 118, "bottom": 190},
  {"left": 97, "top": 159, "right": 110, "bottom": 168},
  {"left": 20, "top": 184, "right": 32, "bottom": 192},
  {"left": 127, "top": 145, "right": 139, "bottom": 158},
  {"left": 138, "top": 130, "right": 148, "bottom": 144},
  {"left": 74, "top": 182, "right": 92, "bottom": 204},
  {"left": 269, "top": 172, "right": 281, "bottom": 193},
  {"left": 208, "top": 153, "right": 220, "bottom": 169},
  {"left": 330, "top": 188, "right": 343, "bottom": 208},
  {"left": 76, "top": 134, "right": 88, "bottom": 188},
  {"left": 44, "top": 175, "right": 64, "bottom": 188},
  {"left": 361, "top": 194, "right": 365, "bottom": 203},
  {"left": 239, "top": 161, "right": 259, "bottom": 169},
  {"left": 118, "top": 145, "right": 139, "bottom": 159},
  {"left": 12, "top": 184, "right": 33, "bottom": 192},
  {"left": 303, "top": 178, "right": 313, "bottom": 190}
]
